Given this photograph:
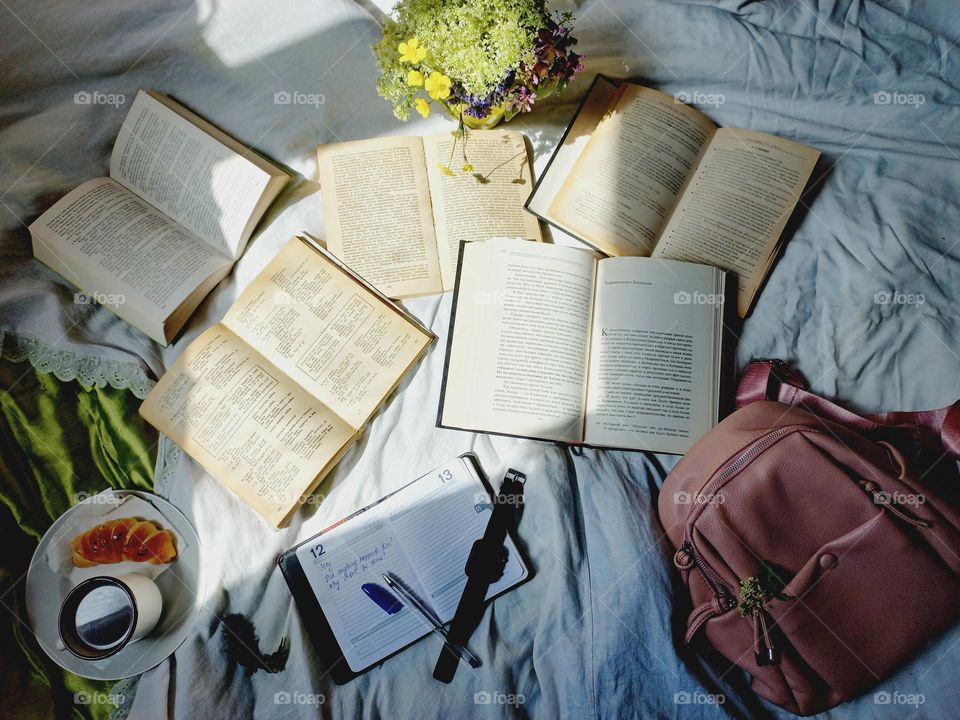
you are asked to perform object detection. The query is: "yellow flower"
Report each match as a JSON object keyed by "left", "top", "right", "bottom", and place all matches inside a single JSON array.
[
  {"left": 415, "top": 97, "right": 430, "bottom": 118},
  {"left": 462, "top": 163, "right": 473, "bottom": 171},
  {"left": 436, "top": 162, "right": 455, "bottom": 176},
  {"left": 398, "top": 38, "right": 426, "bottom": 63},
  {"left": 424, "top": 71, "right": 451, "bottom": 101},
  {"left": 406, "top": 70, "right": 424, "bottom": 87}
]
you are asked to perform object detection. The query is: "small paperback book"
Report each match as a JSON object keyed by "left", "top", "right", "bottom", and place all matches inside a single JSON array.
[
  {"left": 438, "top": 238, "right": 728, "bottom": 455},
  {"left": 278, "top": 453, "right": 529, "bottom": 683},
  {"left": 316, "top": 130, "right": 542, "bottom": 299},
  {"left": 526, "top": 75, "right": 820, "bottom": 317},
  {"left": 140, "top": 234, "right": 435, "bottom": 527},
  {"left": 30, "top": 90, "right": 290, "bottom": 344}
]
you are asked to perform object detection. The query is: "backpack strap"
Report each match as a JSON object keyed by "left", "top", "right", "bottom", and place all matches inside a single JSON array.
[{"left": 736, "top": 359, "right": 960, "bottom": 460}]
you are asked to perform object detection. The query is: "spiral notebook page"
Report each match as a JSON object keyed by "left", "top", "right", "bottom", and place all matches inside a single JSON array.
[{"left": 294, "top": 456, "right": 528, "bottom": 672}]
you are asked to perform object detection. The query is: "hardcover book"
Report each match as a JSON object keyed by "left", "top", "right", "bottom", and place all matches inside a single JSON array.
[
  {"left": 438, "top": 238, "right": 729, "bottom": 455},
  {"left": 526, "top": 76, "right": 819, "bottom": 317}
]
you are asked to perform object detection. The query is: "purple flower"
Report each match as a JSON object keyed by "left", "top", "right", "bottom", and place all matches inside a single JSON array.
[{"left": 515, "top": 86, "right": 537, "bottom": 113}]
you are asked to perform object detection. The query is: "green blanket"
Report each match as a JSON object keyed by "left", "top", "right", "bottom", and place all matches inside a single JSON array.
[{"left": 0, "top": 356, "right": 157, "bottom": 720}]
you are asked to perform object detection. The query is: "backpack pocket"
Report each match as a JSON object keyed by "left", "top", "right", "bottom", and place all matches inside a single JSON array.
[{"left": 765, "top": 510, "right": 960, "bottom": 698}]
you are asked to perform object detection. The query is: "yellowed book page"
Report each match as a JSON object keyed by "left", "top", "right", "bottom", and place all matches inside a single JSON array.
[
  {"left": 317, "top": 136, "right": 442, "bottom": 298},
  {"left": 584, "top": 257, "right": 724, "bottom": 454},
  {"left": 222, "top": 238, "right": 433, "bottom": 429},
  {"left": 440, "top": 238, "right": 596, "bottom": 443},
  {"left": 139, "top": 324, "right": 355, "bottom": 527},
  {"left": 653, "top": 128, "right": 820, "bottom": 316},
  {"left": 423, "top": 130, "right": 542, "bottom": 290},
  {"left": 110, "top": 90, "right": 274, "bottom": 259},
  {"left": 548, "top": 84, "right": 717, "bottom": 256},
  {"left": 28, "top": 177, "right": 232, "bottom": 344}
]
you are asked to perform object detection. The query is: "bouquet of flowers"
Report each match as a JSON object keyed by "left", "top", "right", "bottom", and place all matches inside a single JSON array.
[{"left": 373, "top": 0, "right": 583, "bottom": 128}]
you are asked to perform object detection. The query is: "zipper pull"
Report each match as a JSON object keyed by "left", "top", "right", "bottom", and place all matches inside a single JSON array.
[
  {"left": 674, "top": 541, "right": 694, "bottom": 570},
  {"left": 753, "top": 610, "right": 778, "bottom": 666}
]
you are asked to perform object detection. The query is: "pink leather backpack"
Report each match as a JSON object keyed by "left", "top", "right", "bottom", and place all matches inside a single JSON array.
[{"left": 658, "top": 360, "right": 960, "bottom": 715}]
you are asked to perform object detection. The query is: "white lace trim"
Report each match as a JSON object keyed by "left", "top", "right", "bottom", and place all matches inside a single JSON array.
[
  {"left": 153, "top": 436, "right": 183, "bottom": 498},
  {"left": 0, "top": 330, "right": 154, "bottom": 399}
]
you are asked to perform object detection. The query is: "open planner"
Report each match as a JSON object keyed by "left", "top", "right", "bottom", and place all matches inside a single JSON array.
[{"left": 278, "top": 454, "right": 529, "bottom": 683}]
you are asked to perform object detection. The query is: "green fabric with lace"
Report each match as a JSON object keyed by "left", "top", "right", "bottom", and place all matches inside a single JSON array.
[{"left": 0, "top": 355, "right": 157, "bottom": 719}]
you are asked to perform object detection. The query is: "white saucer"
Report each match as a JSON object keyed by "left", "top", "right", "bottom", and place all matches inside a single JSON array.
[{"left": 25, "top": 489, "right": 203, "bottom": 681}]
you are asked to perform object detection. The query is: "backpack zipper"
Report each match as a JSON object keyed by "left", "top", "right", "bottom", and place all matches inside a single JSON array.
[
  {"left": 678, "top": 540, "right": 737, "bottom": 611},
  {"left": 678, "top": 426, "right": 811, "bottom": 619},
  {"left": 686, "top": 425, "right": 810, "bottom": 526}
]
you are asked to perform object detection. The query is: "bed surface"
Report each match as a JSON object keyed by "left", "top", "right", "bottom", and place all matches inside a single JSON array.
[{"left": 1, "top": 1, "right": 958, "bottom": 717}]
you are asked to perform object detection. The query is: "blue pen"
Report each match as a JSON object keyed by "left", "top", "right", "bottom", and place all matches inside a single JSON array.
[
  {"left": 382, "top": 572, "right": 482, "bottom": 669},
  {"left": 362, "top": 582, "right": 403, "bottom": 614}
]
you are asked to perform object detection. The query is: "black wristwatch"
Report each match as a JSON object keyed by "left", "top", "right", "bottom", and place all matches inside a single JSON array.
[{"left": 433, "top": 469, "right": 526, "bottom": 683}]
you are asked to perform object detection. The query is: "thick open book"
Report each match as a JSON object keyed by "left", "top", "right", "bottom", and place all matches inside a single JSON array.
[
  {"left": 317, "top": 130, "right": 542, "bottom": 299},
  {"left": 278, "top": 453, "right": 528, "bottom": 683},
  {"left": 526, "top": 76, "right": 820, "bottom": 317},
  {"left": 438, "top": 238, "right": 728, "bottom": 455},
  {"left": 140, "top": 235, "right": 435, "bottom": 527},
  {"left": 29, "top": 90, "right": 290, "bottom": 344}
]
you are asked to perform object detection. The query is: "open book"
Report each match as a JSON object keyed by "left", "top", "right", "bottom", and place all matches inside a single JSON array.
[
  {"left": 526, "top": 76, "right": 820, "bottom": 317},
  {"left": 317, "top": 130, "right": 542, "bottom": 299},
  {"left": 278, "top": 454, "right": 528, "bottom": 683},
  {"left": 29, "top": 90, "right": 290, "bottom": 344},
  {"left": 140, "top": 235, "right": 435, "bottom": 527},
  {"left": 438, "top": 238, "right": 728, "bottom": 454}
]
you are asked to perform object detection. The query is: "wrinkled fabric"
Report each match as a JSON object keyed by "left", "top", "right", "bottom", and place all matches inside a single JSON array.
[
  {"left": 0, "top": 357, "right": 157, "bottom": 719},
  {"left": 1, "top": 0, "right": 958, "bottom": 718}
]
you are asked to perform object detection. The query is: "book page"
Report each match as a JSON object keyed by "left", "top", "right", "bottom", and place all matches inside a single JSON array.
[
  {"left": 110, "top": 90, "right": 276, "bottom": 258},
  {"left": 317, "top": 136, "right": 442, "bottom": 298},
  {"left": 222, "top": 238, "right": 433, "bottom": 429},
  {"left": 440, "top": 238, "right": 596, "bottom": 443},
  {"left": 292, "top": 456, "right": 526, "bottom": 672},
  {"left": 139, "top": 324, "right": 356, "bottom": 527},
  {"left": 29, "top": 177, "right": 232, "bottom": 344},
  {"left": 422, "top": 130, "right": 542, "bottom": 290},
  {"left": 526, "top": 75, "right": 622, "bottom": 224},
  {"left": 584, "top": 257, "right": 724, "bottom": 454},
  {"left": 548, "top": 84, "right": 717, "bottom": 256},
  {"left": 653, "top": 128, "right": 819, "bottom": 316}
]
